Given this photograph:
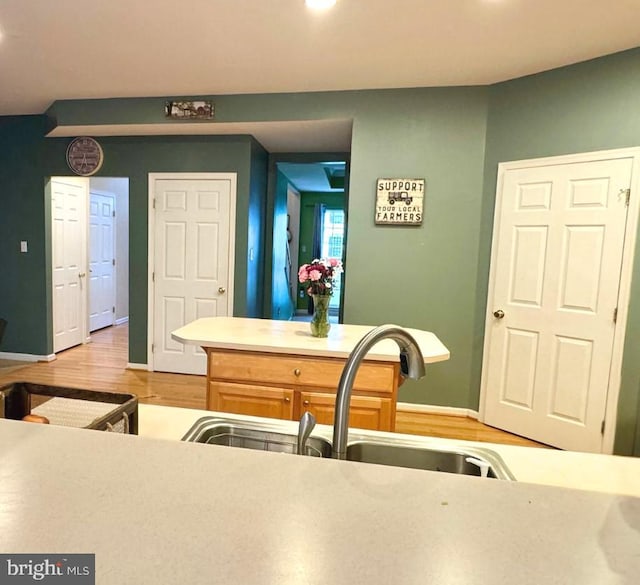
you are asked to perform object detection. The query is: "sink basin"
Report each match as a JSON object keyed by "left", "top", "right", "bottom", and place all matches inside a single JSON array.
[
  {"left": 182, "top": 417, "right": 332, "bottom": 457},
  {"left": 182, "top": 416, "right": 515, "bottom": 480},
  {"left": 346, "top": 440, "right": 513, "bottom": 479}
]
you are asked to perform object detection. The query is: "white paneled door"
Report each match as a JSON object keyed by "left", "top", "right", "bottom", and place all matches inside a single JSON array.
[
  {"left": 89, "top": 192, "right": 116, "bottom": 332},
  {"left": 482, "top": 156, "right": 634, "bottom": 452},
  {"left": 152, "top": 176, "right": 235, "bottom": 375},
  {"left": 51, "top": 177, "right": 88, "bottom": 353}
]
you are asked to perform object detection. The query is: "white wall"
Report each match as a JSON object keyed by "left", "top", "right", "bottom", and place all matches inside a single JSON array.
[{"left": 89, "top": 177, "right": 129, "bottom": 322}]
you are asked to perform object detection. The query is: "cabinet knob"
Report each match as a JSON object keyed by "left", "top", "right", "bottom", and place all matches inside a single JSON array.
[
  {"left": 303, "top": 400, "right": 310, "bottom": 406},
  {"left": 284, "top": 397, "right": 291, "bottom": 403},
  {"left": 294, "top": 368, "right": 301, "bottom": 377}
]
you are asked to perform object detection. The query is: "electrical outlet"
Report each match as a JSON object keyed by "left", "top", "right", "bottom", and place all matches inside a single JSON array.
[{"left": 20, "top": 241, "right": 28, "bottom": 253}]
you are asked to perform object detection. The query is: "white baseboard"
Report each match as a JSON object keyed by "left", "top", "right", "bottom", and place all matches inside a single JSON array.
[
  {"left": 0, "top": 352, "right": 56, "bottom": 363},
  {"left": 115, "top": 317, "right": 129, "bottom": 326},
  {"left": 397, "top": 402, "right": 479, "bottom": 419},
  {"left": 127, "top": 362, "right": 148, "bottom": 370}
]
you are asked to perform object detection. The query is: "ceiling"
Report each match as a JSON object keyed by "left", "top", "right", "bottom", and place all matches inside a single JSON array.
[
  {"left": 278, "top": 161, "right": 346, "bottom": 193},
  {"left": 1, "top": 0, "right": 639, "bottom": 117}
]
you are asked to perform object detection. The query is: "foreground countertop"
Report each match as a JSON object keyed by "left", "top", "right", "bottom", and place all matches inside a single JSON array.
[
  {"left": 1, "top": 418, "right": 639, "bottom": 585},
  {"left": 171, "top": 317, "right": 450, "bottom": 363},
  {"left": 139, "top": 404, "right": 640, "bottom": 499}
]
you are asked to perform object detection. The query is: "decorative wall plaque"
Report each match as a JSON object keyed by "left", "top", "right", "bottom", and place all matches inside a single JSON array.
[
  {"left": 375, "top": 178, "right": 425, "bottom": 225},
  {"left": 165, "top": 100, "right": 214, "bottom": 119}
]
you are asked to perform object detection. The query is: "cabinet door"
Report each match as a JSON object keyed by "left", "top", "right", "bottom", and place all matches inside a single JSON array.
[
  {"left": 210, "top": 382, "right": 294, "bottom": 420},
  {"left": 299, "top": 391, "right": 392, "bottom": 431}
]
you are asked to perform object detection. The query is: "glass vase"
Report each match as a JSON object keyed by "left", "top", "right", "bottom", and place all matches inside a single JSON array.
[{"left": 310, "top": 294, "right": 331, "bottom": 338}]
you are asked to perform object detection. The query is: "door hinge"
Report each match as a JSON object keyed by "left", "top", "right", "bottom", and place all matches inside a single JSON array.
[
  {"left": 153, "top": 197, "right": 156, "bottom": 209},
  {"left": 112, "top": 210, "right": 116, "bottom": 218},
  {"left": 601, "top": 420, "right": 606, "bottom": 435},
  {"left": 112, "top": 306, "right": 115, "bottom": 313},
  {"left": 152, "top": 271, "right": 155, "bottom": 283},
  {"left": 623, "top": 188, "right": 631, "bottom": 206},
  {"left": 151, "top": 343, "right": 155, "bottom": 353},
  {"left": 613, "top": 307, "right": 618, "bottom": 323},
  {"left": 112, "top": 258, "right": 116, "bottom": 266}
]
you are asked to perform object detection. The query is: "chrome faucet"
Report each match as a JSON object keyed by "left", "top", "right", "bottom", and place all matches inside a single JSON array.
[
  {"left": 297, "top": 411, "right": 316, "bottom": 455},
  {"left": 332, "top": 325, "right": 426, "bottom": 459}
]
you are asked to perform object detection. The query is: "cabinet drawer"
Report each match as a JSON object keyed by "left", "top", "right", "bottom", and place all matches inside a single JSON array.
[{"left": 208, "top": 350, "right": 396, "bottom": 394}]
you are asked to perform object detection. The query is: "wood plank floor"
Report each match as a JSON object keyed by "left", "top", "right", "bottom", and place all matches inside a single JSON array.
[{"left": 0, "top": 324, "right": 548, "bottom": 448}]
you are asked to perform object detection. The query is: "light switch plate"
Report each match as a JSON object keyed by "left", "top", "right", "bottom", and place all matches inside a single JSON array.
[{"left": 20, "top": 241, "right": 28, "bottom": 253}]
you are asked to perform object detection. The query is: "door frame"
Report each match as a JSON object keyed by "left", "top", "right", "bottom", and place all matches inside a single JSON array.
[
  {"left": 479, "top": 147, "right": 640, "bottom": 454},
  {"left": 146, "top": 172, "right": 237, "bottom": 371}
]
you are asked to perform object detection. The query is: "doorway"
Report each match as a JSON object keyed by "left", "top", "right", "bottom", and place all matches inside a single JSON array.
[
  {"left": 49, "top": 176, "right": 130, "bottom": 354},
  {"left": 480, "top": 148, "right": 640, "bottom": 453},
  {"left": 273, "top": 160, "right": 347, "bottom": 322}
]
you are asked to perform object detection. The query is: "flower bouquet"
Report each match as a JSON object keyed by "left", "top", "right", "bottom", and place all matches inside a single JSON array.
[{"left": 298, "top": 258, "right": 343, "bottom": 337}]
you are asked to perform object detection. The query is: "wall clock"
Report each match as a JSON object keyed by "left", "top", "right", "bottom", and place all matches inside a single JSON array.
[{"left": 66, "top": 136, "right": 104, "bottom": 176}]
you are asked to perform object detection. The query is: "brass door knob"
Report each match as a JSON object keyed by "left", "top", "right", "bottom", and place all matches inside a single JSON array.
[
  {"left": 218, "top": 287, "right": 226, "bottom": 294},
  {"left": 79, "top": 272, "right": 86, "bottom": 278},
  {"left": 493, "top": 309, "right": 505, "bottom": 319}
]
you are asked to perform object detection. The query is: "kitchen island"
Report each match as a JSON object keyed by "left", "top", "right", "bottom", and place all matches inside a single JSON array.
[
  {"left": 171, "top": 317, "right": 449, "bottom": 431},
  {"left": 0, "top": 417, "right": 638, "bottom": 584}
]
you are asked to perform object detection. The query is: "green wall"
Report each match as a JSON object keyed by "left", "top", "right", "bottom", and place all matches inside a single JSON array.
[
  {"left": 0, "top": 116, "right": 48, "bottom": 355},
  {"left": 0, "top": 130, "right": 265, "bottom": 363},
  {"left": 247, "top": 139, "right": 269, "bottom": 318},
  {"left": 47, "top": 89, "right": 490, "bottom": 409},
  {"left": 344, "top": 88, "right": 490, "bottom": 409},
  {"left": 481, "top": 47, "right": 640, "bottom": 455}
]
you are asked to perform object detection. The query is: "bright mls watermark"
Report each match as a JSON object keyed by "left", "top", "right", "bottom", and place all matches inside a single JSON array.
[{"left": 0, "top": 554, "right": 94, "bottom": 584}]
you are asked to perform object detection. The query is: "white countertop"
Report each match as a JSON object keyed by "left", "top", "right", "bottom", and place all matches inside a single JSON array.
[
  {"left": 171, "top": 317, "right": 450, "bottom": 363},
  {"left": 139, "top": 404, "right": 640, "bottom": 499},
  {"left": 0, "top": 417, "right": 638, "bottom": 584}
]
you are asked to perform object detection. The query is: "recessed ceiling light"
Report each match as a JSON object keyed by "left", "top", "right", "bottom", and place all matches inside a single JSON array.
[{"left": 306, "top": 0, "right": 337, "bottom": 10}]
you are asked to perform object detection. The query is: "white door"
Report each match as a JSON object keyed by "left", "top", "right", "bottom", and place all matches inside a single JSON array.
[
  {"left": 482, "top": 156, "right": 634, "bottom": 452},
  {"left": 152, "top": 176, "right": 235, "bottom": 374},
  {"left": 51, "top": 177, "right": 88, "bottom": 353},
  {"left": 89, "top": 192, "right": 116, "bottom": 332}
]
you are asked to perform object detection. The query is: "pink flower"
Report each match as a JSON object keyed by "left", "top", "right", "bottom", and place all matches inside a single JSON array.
[
  {"left": 329, "top": 258, "right": 339, "bottom": 267},
  {"left": 298, "top": 264, "right": 309, "bottom": 283},
  {"left": 309, "top": 269, "right": 322, "bottom": 281}
]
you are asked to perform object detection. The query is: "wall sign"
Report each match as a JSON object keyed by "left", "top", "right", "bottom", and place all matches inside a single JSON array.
[
  {"left": 375, "top": 178, "right": 425, "bottom": 225},
  {"left": 165, "top": 100, "right": 214, "bottom": 119}
]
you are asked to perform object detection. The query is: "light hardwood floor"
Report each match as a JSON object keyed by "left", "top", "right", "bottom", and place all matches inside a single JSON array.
[{"left": 0, "top": 324, "right": 548, "bottom": 448}]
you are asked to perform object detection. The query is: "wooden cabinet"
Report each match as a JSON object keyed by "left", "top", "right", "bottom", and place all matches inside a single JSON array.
[
  {"left": 211, "top": 381, "right": 294, "bottom": 420},
  {"left": 206, "top": 349, "right": 400, "bottom": 431},
  {"left": 299, "top": 391, "right": 392, "bottom": 431}
]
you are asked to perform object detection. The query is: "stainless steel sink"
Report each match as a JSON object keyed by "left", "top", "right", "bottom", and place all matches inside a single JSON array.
[
  {"left": 182, "top": 416, "right": 515, "bottom": 480},
  {"left": 182, "top": 417, "right": 332, "bottom": 457},
  {"left": 346, "top": 440, "right": 512, "bottom": 479}
]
